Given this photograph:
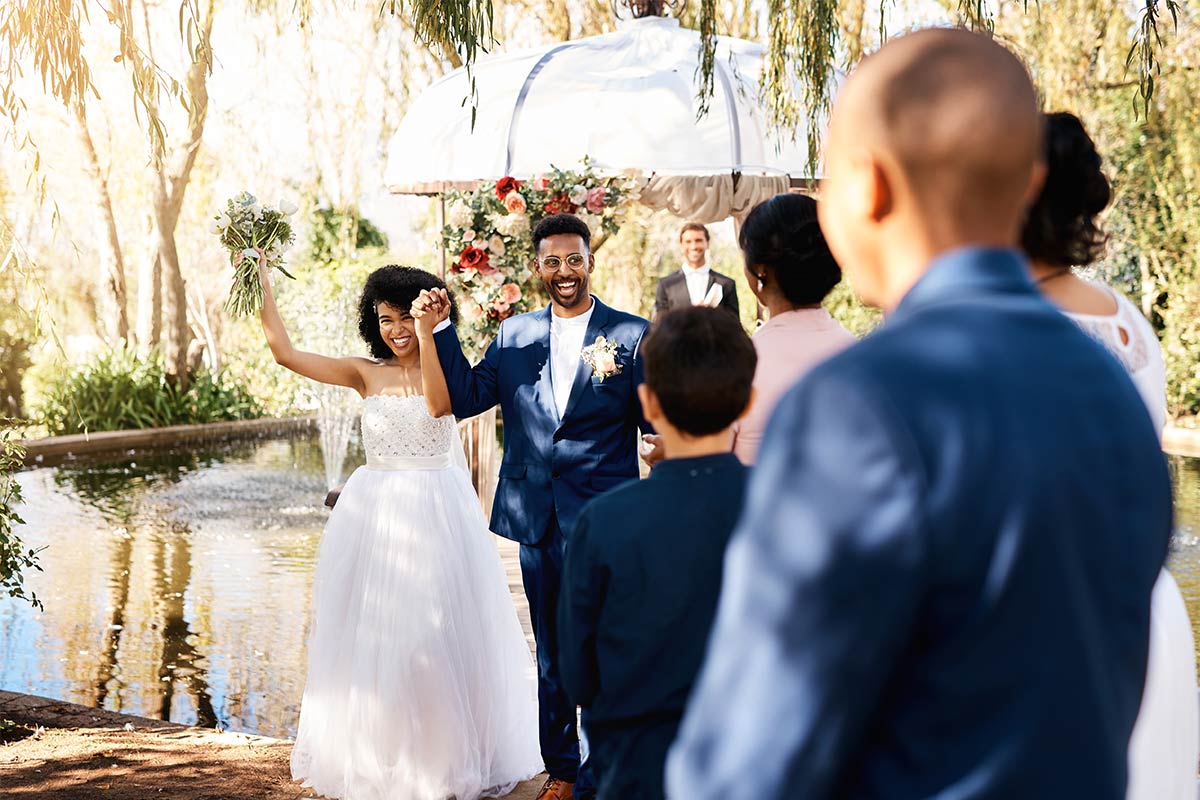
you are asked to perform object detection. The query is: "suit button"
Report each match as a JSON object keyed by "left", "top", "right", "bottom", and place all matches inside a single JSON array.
[{"left": 552, "top": 471, "right": 561, "bottom": 479}]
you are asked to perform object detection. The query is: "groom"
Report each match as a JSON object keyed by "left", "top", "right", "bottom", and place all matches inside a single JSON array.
[{"left": 413, "top": 213, "right": 651, "bottom": 800}]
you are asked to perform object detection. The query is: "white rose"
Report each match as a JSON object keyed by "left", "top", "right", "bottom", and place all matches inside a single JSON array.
[
  {"left": 279, "top": 199, "right": 298, "bottom": 216},
  {"left": 489, "top": 235, "right": 506, "bottom": 258},
  {"left": 447, "top": 201, "right": 475, "bottom": 229},
  {"left": 569, "top": 184, "right": 588, "bottom": 205},
  {"left": 463, "top": 229, "right": 477, "bottom": 242},
  {"left": 496, "top": 213, "right": 529, "bottom": 238}
]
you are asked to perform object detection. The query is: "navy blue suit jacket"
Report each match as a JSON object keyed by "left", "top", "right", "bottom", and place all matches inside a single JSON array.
[
  {"left": 666, "top": 248, "right": 1173, "bottom": 800},
  {"left": 435, "top": 297, "right": 651, "bottom": 544}
]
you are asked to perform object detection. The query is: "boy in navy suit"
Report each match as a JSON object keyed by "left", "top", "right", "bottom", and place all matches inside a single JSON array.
[{"left": 558, "top": 307, "right": 757, "bottom": 800}]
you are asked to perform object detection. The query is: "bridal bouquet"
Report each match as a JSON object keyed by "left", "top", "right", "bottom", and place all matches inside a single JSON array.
[{"left": 211, "top": 191, "right": 299, "bottom": 316}]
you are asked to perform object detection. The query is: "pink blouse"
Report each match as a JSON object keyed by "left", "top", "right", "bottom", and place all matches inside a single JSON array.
[{"left": 733, "top": 308, "right": 857, "bottom": 464}]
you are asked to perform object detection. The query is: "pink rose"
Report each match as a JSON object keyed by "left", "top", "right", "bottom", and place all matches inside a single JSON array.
[
  {"left": 463, "top": 301, "right": 484, "bottom": 322},
  {"left": 504, "top": 193, "right": 528, "bottom": 215},
  {"left": 593, "top": 352, "right": 617, "bottom": 375},
  {"left": 533, "top": 174, "right": 550, "bottom": 191},
  {"left": 586, "top": 187, "right": 606, "bottom": 213},
  {"left": 499, "top": 282, "right": 522, "bottom": 304}
]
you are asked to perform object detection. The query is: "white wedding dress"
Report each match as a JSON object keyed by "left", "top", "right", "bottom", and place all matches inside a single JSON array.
[
  {"left": 291, "top": 394, "right": 542, "bottom": 800},
  {"left": 1067, "top": 284, "right": 1198, "bottom": 800}
]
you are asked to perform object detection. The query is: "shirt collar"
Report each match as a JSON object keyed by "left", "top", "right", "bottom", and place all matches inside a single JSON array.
[
  {"left": 551, "top": 296, "right": 596, "bottom": 326},
  {"left": 682, "top": 262, "right": 710, "bottom": 275},
  {"left": 652, "top": 452, "right": 742, "bottom": 477}
]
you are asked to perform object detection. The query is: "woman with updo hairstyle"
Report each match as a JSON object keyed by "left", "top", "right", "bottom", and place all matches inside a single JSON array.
[
  {"left": 731, "top": 193, "right": 856, "bottom": 464},
  {"left": 1021, "top": 111, "right": 1196, "bottom": 800}
]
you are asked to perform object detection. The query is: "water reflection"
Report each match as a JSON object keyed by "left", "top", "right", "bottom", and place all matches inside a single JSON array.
[
  {"left": 0, "top": 434, "right": 356, "bottom": 738},
  {"left": 2, "top": 436, "right": 1200, "bottom": 738}
]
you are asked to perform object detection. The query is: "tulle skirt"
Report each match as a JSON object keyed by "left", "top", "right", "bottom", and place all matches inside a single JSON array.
[{"left": 290, "top": 463, "right": 543, "bottom": 800}]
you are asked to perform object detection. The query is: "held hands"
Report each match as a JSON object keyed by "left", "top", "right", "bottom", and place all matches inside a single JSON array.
[{"left": 411, "top": 288, "right": 452, "bottom": 338}]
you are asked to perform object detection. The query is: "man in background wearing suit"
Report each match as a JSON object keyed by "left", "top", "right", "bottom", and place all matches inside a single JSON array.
[
  {"left": 654, "top": 223, "right": 739, "bottom": 320},
  {"left": 666, "top": 28, "right": 1173, "bottom": 800}
]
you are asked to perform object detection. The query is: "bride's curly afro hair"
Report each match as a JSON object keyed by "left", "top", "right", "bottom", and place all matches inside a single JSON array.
[{"left": 357, "top": 265, "right": 459, "bottom": 359}]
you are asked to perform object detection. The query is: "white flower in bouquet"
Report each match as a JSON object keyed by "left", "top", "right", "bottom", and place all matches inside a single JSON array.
[
  {"left": 488, "top": 235, "right": 506, "bottom": 258},
  {"left": 447, "top": 200, "right": 475, "bottom": 229},
  {"left": 463, "top": 229, "right": 477, "bottom": 242},
  {"left": 577, "top": 212, "right": 601, "bottom": 232},
  {"left": 212, "top": 191, "right": 298, "bottom": 317},
  {"left": 496, "top": 213, "right": 529, "bottom": 238},
  {"left": 279, "top": 199, "right": 299, "bottom": 216},
  {"left": 569, "top": 185, "right": 588, "bottom": 206}
]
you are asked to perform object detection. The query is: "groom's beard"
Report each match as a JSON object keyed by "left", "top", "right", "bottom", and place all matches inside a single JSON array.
[{"left": 543, "top": 274, "right": 590, "bottom": 309}]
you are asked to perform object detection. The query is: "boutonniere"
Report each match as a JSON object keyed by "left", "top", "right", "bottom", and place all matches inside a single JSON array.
[{"left": 580, "top": 336, "right": 623, "bottom": 381}]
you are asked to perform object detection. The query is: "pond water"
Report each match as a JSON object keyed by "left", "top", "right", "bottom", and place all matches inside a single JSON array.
[{"left": 2, "top": 432, "right": 1200, "bottom": 739}]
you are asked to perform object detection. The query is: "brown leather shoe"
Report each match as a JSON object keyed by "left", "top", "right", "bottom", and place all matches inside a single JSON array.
[{"left": 535, "top": 777, "right": 574, "bottom": 800}]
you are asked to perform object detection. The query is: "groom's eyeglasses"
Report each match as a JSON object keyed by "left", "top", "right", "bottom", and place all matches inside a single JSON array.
[{"left": 538, "top": 254, "right": 588, "bottom": 272}]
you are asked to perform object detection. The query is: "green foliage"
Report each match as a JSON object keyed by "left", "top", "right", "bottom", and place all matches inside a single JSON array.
[
  {"left": 0, "top": 419, "right": 42, "bottom": 610},
  {"left": 825, "top": 280, "right": 881, "bottom": 338},
  {"left": 307, "top": 206, "right": 389, "bottom": 264},
  {"left": 37, "top": 349, "right": 264, "bottom": 436}
]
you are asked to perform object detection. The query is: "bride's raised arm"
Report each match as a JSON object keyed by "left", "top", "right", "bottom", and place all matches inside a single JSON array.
[
  {"left": 412, "top": 288, "right": 454, "bottom": 418},
  {"left": 257, "top": 253, "right": 368, "bottom": 395}
]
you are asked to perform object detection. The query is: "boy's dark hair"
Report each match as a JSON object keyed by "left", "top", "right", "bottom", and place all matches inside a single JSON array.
[
  {"left": 532, "top": 213, "right": 592, "bottom": 253},
  {"left": 357, "top": 265, "right": 458, "bottom": 359},
  {"left": 679, "top": 222, "right": 710, "bottom": 241},
  {"left": 642, "top": 307, "right": 756, "bottom": 437}
]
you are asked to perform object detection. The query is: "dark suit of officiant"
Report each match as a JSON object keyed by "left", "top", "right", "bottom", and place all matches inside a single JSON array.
[
  {"left": 559, "top": 453, "right": 748, "bottom": 800},
  {"left": 654, "top": 268, "right": 739, "bottom": 320}
]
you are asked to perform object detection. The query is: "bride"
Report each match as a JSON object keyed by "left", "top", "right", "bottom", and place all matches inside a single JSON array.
[{"left": 255, "top": 257, "right": 542, "bottom": 800}]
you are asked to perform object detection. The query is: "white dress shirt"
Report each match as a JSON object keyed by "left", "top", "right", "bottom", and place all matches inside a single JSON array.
[
  {"left": 550, "top": 299, "right": 595, "bottom": 418},
  {"left": 682, "top": 263, "right": 711, "bottom": 305}
]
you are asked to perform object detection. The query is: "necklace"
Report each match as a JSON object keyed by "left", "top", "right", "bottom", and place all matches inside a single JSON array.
[{"left": 1035, "top": 267, "right": 1073, "bottom": 285}]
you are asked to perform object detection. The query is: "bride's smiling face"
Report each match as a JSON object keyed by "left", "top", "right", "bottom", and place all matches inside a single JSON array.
[{"left": 376, "top": 302, "right": 418, "bottom": 359}]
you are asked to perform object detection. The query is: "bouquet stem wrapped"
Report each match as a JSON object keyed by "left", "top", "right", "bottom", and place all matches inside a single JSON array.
[{"left": 211, "top": 192, "right": 298, "bottom": 316}]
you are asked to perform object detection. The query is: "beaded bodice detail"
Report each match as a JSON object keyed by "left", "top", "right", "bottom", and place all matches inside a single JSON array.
[{"left": 361, "top": 395, "right": 456, "bottom": 459}]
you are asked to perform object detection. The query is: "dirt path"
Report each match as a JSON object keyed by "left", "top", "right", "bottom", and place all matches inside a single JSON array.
[{"left": 0, "top": 694, "right": 546, "bottom": 799}]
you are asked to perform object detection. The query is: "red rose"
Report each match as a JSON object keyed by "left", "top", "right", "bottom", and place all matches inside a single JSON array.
[
  {"left": 544, "top": 193, "right": 578, "bottom": 215},
  {"left": 495, "top": 176, "right": 522, "bottom": 200},
  {"left": 457, "top": 246, "right": 490, "bottom": 273}
]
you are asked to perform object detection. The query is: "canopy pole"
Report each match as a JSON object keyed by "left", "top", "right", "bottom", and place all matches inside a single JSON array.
[{"left": 436, "top": 194, "right": 447, "bottom": 278}]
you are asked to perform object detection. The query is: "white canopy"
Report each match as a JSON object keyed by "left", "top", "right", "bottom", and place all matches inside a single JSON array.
[{"left": 384, "top": 15, "right": 824, "bottom": 201}]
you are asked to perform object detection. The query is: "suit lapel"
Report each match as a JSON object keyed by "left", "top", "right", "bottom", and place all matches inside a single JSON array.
[
  {"left": 531, "top": 306, "right": 560, "bottom": 422},
  {"left": 669, "top": 271, "right": 691, "bottom": 308},
  {"left": 560, "top": 298, "right": 611, "bottom": 424}
]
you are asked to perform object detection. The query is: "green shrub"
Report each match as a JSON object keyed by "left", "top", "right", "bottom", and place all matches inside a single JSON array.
[
  {"left": 37, "top": 349, "right": 265, "bottom": 435},
  {"left": 0, "top": 420, "right": 42, "bottom": 610}
]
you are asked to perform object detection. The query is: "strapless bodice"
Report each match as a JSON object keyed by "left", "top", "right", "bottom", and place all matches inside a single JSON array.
[{"left": 361, "top": 395, "right": 456, "bottom": 460}]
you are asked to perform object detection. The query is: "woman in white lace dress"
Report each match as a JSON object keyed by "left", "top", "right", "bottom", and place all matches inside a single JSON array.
[
  {"left": 256, "top": 260, "right": 542, "bottom": 800},
  {"left": 1023, "top": 112, "right": 1197, "bottom": 800}
]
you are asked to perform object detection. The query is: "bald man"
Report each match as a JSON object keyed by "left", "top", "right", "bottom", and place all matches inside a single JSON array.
[{"left": 666, "top": 29, "right": 1171, "bottom": 800}]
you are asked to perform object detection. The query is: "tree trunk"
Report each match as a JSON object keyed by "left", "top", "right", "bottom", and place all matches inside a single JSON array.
[
  {"left": 153, "top": 0, "right": 214, "bottom": 389},
  {"left": 73, "top": 101, "right": 130, "bottom": 345},
  {"left": 135, "top": 214, "right": 162, "bottom": 354}
]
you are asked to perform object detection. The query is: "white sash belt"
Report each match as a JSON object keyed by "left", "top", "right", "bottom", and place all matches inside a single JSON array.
[{"left": 366, "top": 453, "right": 453, "bottom": 471}]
